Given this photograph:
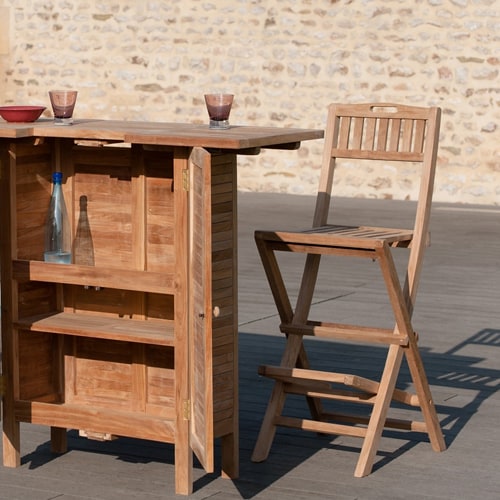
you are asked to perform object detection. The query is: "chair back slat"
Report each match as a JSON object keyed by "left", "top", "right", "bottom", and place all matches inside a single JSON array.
[
  {"left": 376, "top": 118, "right": 389, "bottom": 152},
  {"left": 364, "top": 117, "right": 377, "bottom": 150},
  {"left": 338, "top": 116, "right": 351, "bottom": 149},
  {"left": 388, "top": 118, "right": 401, "bottom": 152},
  {"left": 413, "top": 119, "right": 426, "bottom": 153},
  {"left": 352, "top": 117, "right": 364, "bottom": 150},
  {"left": 401, "top": 119, "right": 414, "bottom": 152},
  {"left": 329, "top": 104, "right": 438, "bottom": 157}
]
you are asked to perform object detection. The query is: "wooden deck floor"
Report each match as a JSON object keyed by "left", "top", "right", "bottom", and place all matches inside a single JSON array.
[{"left": 1, "top": 193, "right": 499, "bottom": 499}]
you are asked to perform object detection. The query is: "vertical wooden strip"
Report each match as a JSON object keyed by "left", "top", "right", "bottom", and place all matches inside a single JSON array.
[
  {"left": 402, "top": 118, "right": 414, "bottom": 152},
  {"left": 188, "top": 146, "right": 214, "bottom": 474},
  {"left": 388, "top": 118, "right": 401, "bottom": 151},
  {"left": 211, "top": 153, "right": 238, "bottom": 479},
  {"left": 131, "top": 144, "right": 146, "bottom": 273},
  {"left": 338, "top": 116, "right": 351, "bottom": 149},
  {"left": 64, "top": 337, "right": 76, "bottom": 404},
  {"left": 413, "top": 119, "right": 426, "bottom": 153},
  {"left": 173, "top": 146, "right": 193, "bottom": 495},
  {"left": 131, "top": 145, "right": 147, "bottom": 334},
  {"left": 351, "top": 117, "right": 364, "bottom": 149},
  {"left": 364, "top": 118, "right": 376, "bottom": 150},
  {"left": 313, "top": 105, "right": 340, "bottom": 227},
  {"left": 132, "top": 344, "right": 147, "bottom": 412},
  {"left": 376, "top": 118, "right": 389, "bottom": 151},
  {"left": 0, "top": 140, "right": 21, "bottom": 466}
]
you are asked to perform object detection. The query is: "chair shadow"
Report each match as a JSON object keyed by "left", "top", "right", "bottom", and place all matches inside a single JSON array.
[
  {"left": 19, "top": 328, "right": 499, "bottom": 498},
  {"left": 429, "top": 328, "right": 499, "bottom": 444}
]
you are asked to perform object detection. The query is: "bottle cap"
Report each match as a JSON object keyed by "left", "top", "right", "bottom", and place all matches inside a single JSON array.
[{"left": 52, "top": 172, "right": 63, "bottom": 183}]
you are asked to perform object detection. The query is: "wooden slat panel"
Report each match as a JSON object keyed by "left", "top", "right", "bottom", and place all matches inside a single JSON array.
[
  {"left": 189, "top": 146, "right": 214, "bottom": 473},
  {"left": 72, "top": 147, "right": 135, "bottom": 269},
  {"left": 210, "top": 155, "right": 238, "bottom": 441},
  {"left": 74, "top": 344, "right": 133, "bottom": 407},
  {"left": 146, "top": 292, "right": 174, "bottom": 321},
  {"left": 145, "top": 345, "right": 175, "bottom": 417},
  {"left": 18, "top": 331, "right": 60, "bottom": 401},
  {"left": 17, "top": 281, "right": 58, "bottom": 318},
  {"left": 69, "top": 285, "right": 145, "bottom": 318},
  {"left": 145, "top": 151, "right": 175, "bottom": 272},
  {"left": 13, "top": 142, "right": 52, "bottom": 260}
]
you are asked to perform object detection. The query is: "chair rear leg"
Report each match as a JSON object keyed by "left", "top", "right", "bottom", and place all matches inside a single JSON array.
[{"left": 404, "top": 341, "right": 446, "bottom": 451}]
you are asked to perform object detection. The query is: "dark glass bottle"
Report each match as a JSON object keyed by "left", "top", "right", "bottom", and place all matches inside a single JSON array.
[{"left": 44, "top": 171, "right": 72, "bottom": 264}]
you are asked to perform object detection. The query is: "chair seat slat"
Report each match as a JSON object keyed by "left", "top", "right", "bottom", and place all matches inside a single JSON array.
[{"left": 257, "top": 225, "right": 414, "bottom": 250}]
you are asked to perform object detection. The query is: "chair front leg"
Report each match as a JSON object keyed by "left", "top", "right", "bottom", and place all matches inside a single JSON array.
[{"left": 255, "top": 237, "right": 294, "bottom": 325}]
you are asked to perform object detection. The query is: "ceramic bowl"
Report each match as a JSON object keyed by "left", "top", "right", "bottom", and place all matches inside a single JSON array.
[{"left": 0, "top": 105, "right": 46, "bottom": 123}]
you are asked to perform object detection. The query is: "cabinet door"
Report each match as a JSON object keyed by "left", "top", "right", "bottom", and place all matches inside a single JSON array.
[{"left": 188, "top": 147, "right": 214, "bottom": 472}]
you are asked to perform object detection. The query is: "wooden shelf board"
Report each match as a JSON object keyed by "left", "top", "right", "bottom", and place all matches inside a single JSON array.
[
  {"left": 15, "top": 311, "right": 175, "bottom": 346},
  {"left": 13, "top": 260, "right": 175, "bottom": 294},
  {"left": 15, "top": 400, "right": 175, "bottom": 443}
]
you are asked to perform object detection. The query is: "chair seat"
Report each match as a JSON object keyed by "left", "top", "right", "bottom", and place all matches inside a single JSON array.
[{"left": 256, "top": 224, "right": 415, "bottom": 250}]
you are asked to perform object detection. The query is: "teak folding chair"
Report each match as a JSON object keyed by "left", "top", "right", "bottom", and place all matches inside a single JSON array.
[{"left": 251, "top": 103, "right": 446, "bottom": 476}]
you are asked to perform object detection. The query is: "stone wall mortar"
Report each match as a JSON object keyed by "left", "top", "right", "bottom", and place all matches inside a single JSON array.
[{"left": 1, "top": 0, "right": 498, "bottom": 204}]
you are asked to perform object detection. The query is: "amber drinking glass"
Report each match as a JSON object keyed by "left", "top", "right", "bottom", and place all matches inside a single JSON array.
[
  {"left": 204, "top": 93, "right": 234, "bottom": 129},
  {"left": 49, "top": 90, "right": 78, "bottom": 125}
]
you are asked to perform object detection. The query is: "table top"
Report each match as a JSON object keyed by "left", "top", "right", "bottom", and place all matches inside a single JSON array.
[{"left": 0, "top": 119, "right": 323, "bottom": 149}]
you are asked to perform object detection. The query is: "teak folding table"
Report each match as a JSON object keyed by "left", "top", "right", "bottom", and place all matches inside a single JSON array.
[{"left": 0, "top": 119, "right": 323, "bottom": 495}]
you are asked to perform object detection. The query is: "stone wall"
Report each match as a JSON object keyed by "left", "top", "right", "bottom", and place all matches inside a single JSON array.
[{"left": 1, "top": 0, "right": 498, "bottom": 204}]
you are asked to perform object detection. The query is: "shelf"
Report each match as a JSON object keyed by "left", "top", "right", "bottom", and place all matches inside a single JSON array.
[
  {"left": 15, "top": 312, "right": 175, "bottom": 346},
  {"left": 15, "top": 400, "right": 175, "bottom": 443},
  {"left": 13, "top": 260, "right": 174, "bottom": 294}
]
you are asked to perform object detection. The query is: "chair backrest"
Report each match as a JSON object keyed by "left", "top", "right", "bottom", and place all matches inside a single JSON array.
[{"left": 314, "top": 102, "right": 441, "bottom": 307}]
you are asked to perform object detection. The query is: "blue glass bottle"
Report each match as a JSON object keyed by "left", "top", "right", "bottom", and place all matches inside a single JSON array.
[{"left": 44, "top": 171, "right": 72, "bottom": 264}]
